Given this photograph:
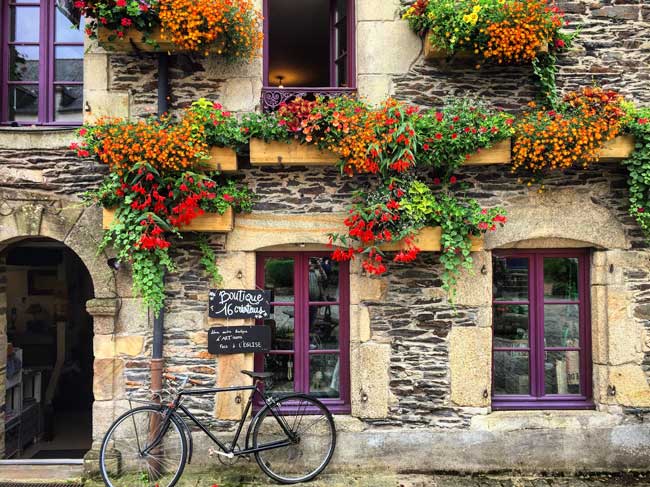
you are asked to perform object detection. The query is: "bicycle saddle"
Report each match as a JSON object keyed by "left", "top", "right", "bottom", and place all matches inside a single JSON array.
[{"left": 241, "top": 370, "right": 274, "bottom": 379}]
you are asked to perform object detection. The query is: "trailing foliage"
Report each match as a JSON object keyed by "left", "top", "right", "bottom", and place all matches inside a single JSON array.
[{"left": 624, "top": 110, "right": 650, "bottom": 237}]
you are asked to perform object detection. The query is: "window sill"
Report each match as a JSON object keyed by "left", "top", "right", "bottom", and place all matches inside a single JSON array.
[
  {"left": 492, "top": 397, "right": 595, "bottom": 411},
  {"left": 0, "top": 126, "right": 78, "bottom": 150},
  {"left": 473, "top": 407, "right": 621, "bottom": 433}
]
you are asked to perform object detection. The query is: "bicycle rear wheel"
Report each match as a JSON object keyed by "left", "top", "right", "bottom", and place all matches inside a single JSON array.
[
  {"left": 252, "top": 394, "right": 336, "bottom": 484},
  {"left": 100, "top": 406, "right": 187, "bottom": 487}
]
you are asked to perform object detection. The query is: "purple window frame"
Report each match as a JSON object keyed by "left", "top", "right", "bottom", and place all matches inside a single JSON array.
[
  {"left": 261, "top": 0, "right": 356, "bottom": 112},
  {"left": 492, "top": 249, "right": 594, "bottom": 410},
  {"left": 255, "top": 251, "right": 351, "bottom": 414},
  {"left": 0, "top": 0, "right": 84, "bottom": 126}
]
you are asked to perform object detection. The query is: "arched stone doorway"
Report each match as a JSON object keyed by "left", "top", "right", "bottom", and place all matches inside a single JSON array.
[{"left": 0, "top": 192, "right": 119, "bottom": 461}]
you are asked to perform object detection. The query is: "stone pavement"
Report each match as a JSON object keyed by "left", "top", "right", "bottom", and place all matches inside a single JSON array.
[{"left": 81, "top": 473, "right": 650, "bottom": 487}]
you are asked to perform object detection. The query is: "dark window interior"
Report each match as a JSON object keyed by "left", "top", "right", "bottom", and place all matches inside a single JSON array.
[{"left": 267, "top": 0, "right": 331, "bottom": 87}]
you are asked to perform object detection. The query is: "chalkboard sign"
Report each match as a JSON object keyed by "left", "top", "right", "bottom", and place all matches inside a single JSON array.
[
  {"left": 208, "top": 326, "right": 272, "bottom": 355},
  {"left": 209, "top": 289, "right": 271, "bottom": 320}
]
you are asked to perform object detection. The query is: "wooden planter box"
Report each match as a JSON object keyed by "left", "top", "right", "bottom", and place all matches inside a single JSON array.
[
  {"left": 102, "top": 207, "right": 234, "bottom": 232},
  {"left": 597, "top": 135, "right": 636, "bottom": 162},
  {"left": 97, "top": 26, "right": 224, "bottom": 53},
  {"left": 464, "top": 139, "right": 512, "bottom": 165},
  {"left": 380, "top": 226, "right": 483, "bottom": 252},
  {"left": 249, "top": 139, "right": 338, "bottom": 165},
  {"left": 424, "top": 31, "right": 548, "bottom": 62},
  {"left": 198, "top": 147, "right": 238, "bottom": 172}
]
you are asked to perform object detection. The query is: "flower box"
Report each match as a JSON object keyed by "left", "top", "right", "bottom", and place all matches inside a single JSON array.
[
  {"left": 249, "top": 138, "right": 339, "bottom": 165},
  {"left": 423, "top": 31, "right": 548, "bottom": 62},
  {"left": 102, "top": 207, "right": 234, "bottom": 232},
  {"left": 464, "top": 139, "right": 512, "bottom": 165},
  {"left": 380, "top": 226, "right": 483, "bottom": 252},
  {"left": 97, "top": 27, "right": 224, "bottom": 53},
  {"left": 199, "top": 147, "right": 238, "bottom": 172},
  {"left": 597, "top": 135, "right": 636, "bottom": 162}
]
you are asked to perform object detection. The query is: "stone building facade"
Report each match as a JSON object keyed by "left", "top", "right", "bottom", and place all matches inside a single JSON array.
[{"left": 1, "top": 0, "right": 650, "bottom": 476}]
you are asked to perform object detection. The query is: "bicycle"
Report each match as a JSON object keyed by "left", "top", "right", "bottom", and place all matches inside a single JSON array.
[{"left": 99, "top": 370, "right": 337, "bottom": 486}]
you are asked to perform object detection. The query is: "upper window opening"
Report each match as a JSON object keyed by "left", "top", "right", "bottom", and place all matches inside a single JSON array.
[
  {"left": 2, "top": 0, "right": 84, "bottom": 126},
  {"left": 266, "top": 0, "right": 353, "bottom": 88}
]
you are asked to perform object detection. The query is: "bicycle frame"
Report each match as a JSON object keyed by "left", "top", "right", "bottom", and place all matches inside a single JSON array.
[{"left": 142, "top": 382, "right": 296, "bottom": 458}]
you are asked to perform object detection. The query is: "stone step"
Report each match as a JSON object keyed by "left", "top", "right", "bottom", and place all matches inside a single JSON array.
[{"left": 0, "top": 461, "right": 83, "bottom": 483}]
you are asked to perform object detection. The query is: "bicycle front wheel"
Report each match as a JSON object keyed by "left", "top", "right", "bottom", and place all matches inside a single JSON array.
[
  {"left": 252, "top": 394, "right": 336, "bottom": 484},
  {"left": 100, "top": 406, "right": 187, "bottom": 487}
]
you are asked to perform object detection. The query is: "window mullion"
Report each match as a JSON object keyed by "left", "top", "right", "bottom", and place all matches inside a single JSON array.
[
  {"left": 535, "top": 254, "right": 546, "bottom": 398},
  {"left": 530, "top": 254, "right": 541, "bottom": 398},
  {"left": 295, "top": 253, "right": 308, "bottom": 394}
]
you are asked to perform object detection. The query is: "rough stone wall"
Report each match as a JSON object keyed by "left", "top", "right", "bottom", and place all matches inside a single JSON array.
[{"left": 396, "top": 0, "right": 650, "bottom": 110}]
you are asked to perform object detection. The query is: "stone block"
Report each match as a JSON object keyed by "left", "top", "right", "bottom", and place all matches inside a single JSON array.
[
  {"left": 590, "top": 284, "right": 609, "bottom": 366},
  {"left": 449, "top": 327, "right": 491, "bottom": 407},
  {"left": 607, "top": 289, "right": 644, "bottom": 366},
  {"left": 358, "top": 74, "right": 393, "bottom": 106},
  {"left": 592, "top": 5, "right": 640, "bottom": 21},
  {"left": 609, "top": 364, "right": 650, "bottom": 407},
  {"left": 93, "top": 358, "right": 125, "bottom": 401},
  {"left": 454, "top": 251, "right": 491, "bottom": 307},
  {"left": 215, "top": 353, "right": 253, "bottom": 420},
  {"left": 350, "top": 274, "right": 387, "bottom": 304},
  {"left": 357, "top": 21, "right": 421, "bottom": 75},
  {"left": 350, "top": 304, "right": 371, "bottom": 343},
  {"left": 84, "top": 53, "right": 109, "bottom": 90},
  {"left": 0, "top": 128, "right": 76, "bottom": 150},
  {"left": 84, "top": 90, "right": 130, "bottom": 123},
  {"left": 94, "top": 335, "right": 145, "bottom": 359},
  {"left": 115, "top": 298, "right": 150, "bottom": 334},
  {"left": 92, "top": 400, "right": 130, "bottom": 441},
  {"left": 220, "top": 78, "right": 255, "bottom": 113},
  {"left": 351, "top": 342, "right": 390, "bottom": 419},
  {"left": 214, "top": 251, "right": 257, "bottom": 288},
  {"left": 357, "top": 0, "right": 400, "bottom": 21}
]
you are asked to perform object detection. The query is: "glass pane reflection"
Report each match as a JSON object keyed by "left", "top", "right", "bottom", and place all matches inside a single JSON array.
[
  {"left": 544, "top": 258, "right": 579, "bottom": 300},
  {"left": 264, "top": 258, "right": 294, "bottom": 303},
  {"left": 54, "top": 84, "right": 82, "bottom": 121},
  {"left": 309, "top": 305, "right": 339, "bottom": 350},
  {"left": 493, "top": 304, "right": 529, "bottom": 348},
  {"left": 493, "top": 257, "right": 529, "bottom": 301},
  {"left": 263, "top": 307, "right": 294, "bottom": 351},
  {"left": 544, "top": 304, "right": 580, "bottom": 348},
  {"left": 264, "top": 354, "right": 294, "bottom": 396},
  {"left": 9, "top": 85, "right": 39, "bottom": 122},
  {"left": 545, "top": 351, "right": 581, "bottom": 395},
  {"left": 9, "top": 46, "right": 39, "bottom": 81},
  {"left": 493, "top": 351, "right": 529, "bottom": 395},
  {"left": 309, "top": 354, "right": 340, "bottom": 398},
  {"left": 308, "top": 257, "right": 338, "bottom": 302}
]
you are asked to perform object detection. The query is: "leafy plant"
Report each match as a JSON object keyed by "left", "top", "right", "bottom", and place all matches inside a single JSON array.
[
  {"left": 624, "top": 109, "right": 650, "bottom": 237},
  {"left": 74, "top": 0, "right": 159, "bottom": 43}
]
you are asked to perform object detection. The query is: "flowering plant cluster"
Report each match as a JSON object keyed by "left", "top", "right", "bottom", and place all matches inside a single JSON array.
[
  {"left": 330, "top": 178, "right": 506, "bottom": 292},
  {"left": 75, "top": 113, "right": 254, "bottom": 312},
  {"left": 188, "top": 98, "right": 249, "bottom": 148},
  {"left": 512, "top": 87, "right": 627, "bottom": 181},
  {"left": 78, "top": 0, "right": 262, "bottom": 59},
  {"left": 75, "top": 0, "right": 157, "bottom": 42},
  {"left": 403, "top": 0, "right": 575, "bottom": 105},
  {"left": 158, "top": 0, "right": 263, "bottom": 59}
]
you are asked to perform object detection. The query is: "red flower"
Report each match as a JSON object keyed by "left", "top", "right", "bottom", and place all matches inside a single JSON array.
[
  {"left": 222, "top": 194, "right": 234, "bottom": 202},
  {"left": 79, "top": 128, "right": 87, "bottom": 136},
  {"left": 69, "top": 142, "right": 79, "bottom": 150},
  {"left": 78, "top": 149, "right": 90, "bottom": 157},
  {"left": 423, "top": 143, "right": 430, "bottom": 150},
  {"left": 505, "top": 118, "right": 514, "bottom": 126},
  {"left": 453, "top": 116, "right": 460, "bottom": 122},
  {"left": 435, "top": 112, "right": 443, "bottom": 122},
  {"left": 451, "top": 133, "right": 458, "bottom": 140},
  {"left": 435, "top": 133, "right": 442, "bottom": 140},
  {"left": 121, "top": 18, "right": 132, "bottom": 26},
  {"left": 116, "top": 0, "right": 126, "bottom": 5},
  {"left": 492, "top": 214, "right": 507, "bottom": 224},
  {"left": 433, "top": 177, "right": 441, "bottom": 185},
  {"left": 639, "top": 118, "right": 648, "bottom": 125},
  {"left": 139, "top": 3, "right": 149, "bottom": 11},
  {"left": 100, "top": 17, "right": 107, "bottom": 24},
  {"left": 116, "top": 31, "right": 124, "bottom": 38},
  {"left": 145, "top": 173, "right": 154, "bottom": 181},
  {"left": 450, "top": 176, "right": 457, "bottom": 184},
  {"left": 555, "top": 39, "right": 565, "bottom": 48},
  {"left": 638, "top": 207, "right": 645, "bottom": 213},
  {"left": 73, "top": 0, "right": 85, "bottom": 8},
  {"left": 179, "top": 183, "right": 189, "bottom": 192}
]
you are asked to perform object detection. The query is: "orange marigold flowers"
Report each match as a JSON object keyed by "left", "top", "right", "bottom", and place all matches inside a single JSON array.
[
  {"left": 158, "top": 0, "right": 262, "bottom": 60},
  {"left": 512, "top": 87, "right": 626, "bottom": 177}
]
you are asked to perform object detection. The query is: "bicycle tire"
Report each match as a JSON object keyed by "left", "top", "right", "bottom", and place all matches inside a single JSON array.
[
  {"left": 100, "top": 405, "right": 187, "bottom": 487},
  {"left": 252, "top": 394, "right": 336, "bottom": 484}
]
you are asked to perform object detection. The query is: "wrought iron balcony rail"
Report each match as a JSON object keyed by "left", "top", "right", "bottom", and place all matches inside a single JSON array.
[{"left": 261, "top": 87, "right": 357, "bottom": 112}]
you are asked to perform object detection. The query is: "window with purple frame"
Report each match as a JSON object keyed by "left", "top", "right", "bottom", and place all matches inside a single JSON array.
[
  {"left": 255, "top": 252, "right": 350, "bottom": 413},
  {"left": 492, "top": 249, "right": 593, "bottom": 410},
  {"left": 1, "top": 0, "right": 84, "bottom": 125},
  {"left": 261, "top": 0, "right": 356, "bottom": 112}
]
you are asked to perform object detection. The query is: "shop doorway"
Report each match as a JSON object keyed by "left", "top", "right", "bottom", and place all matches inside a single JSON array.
[{"left": 3, "top": 237, "right": 94, "bottom": 460}]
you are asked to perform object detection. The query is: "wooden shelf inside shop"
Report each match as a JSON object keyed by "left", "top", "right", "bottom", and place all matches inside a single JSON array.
[
  {"left": 380, "top": 226, "right": 483, "bottom": 252},
  {"left": 102, "top": 207, "right": 234, "bottom": 233}
]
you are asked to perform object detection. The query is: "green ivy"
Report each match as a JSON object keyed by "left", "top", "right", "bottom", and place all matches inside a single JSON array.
[{"left": 624, "top": 109, "right": 650, "bottom": 237}]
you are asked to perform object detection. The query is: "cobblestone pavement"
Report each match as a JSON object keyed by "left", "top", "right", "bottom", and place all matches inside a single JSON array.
[{"left": 83, "top": 473, "right": 650, "bottom": 487}]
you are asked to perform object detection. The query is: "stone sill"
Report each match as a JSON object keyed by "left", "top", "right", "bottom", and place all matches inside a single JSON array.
[
  {"left": 471, "top": 409, "right": 622, "bottom": 432},
  {"left": 0, "top": 127, "right": 78, "bottom": 150}
]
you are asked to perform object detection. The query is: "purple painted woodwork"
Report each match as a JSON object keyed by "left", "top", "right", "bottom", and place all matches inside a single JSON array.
[
  {"left": 255, "top": 252, "right": 351, "bottom": 414},
  {"left": 1, "top": 0, "right": 84, "bottom": 126},
  {"left": 492, "top": 249, "right": 593, "bottom": 410},
  {"left": 261, "top": 0, "right": 356, "bottom": 112}
]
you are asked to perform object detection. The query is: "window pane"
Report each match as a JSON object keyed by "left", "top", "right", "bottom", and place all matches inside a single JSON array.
[
  {"left": 337, "top": 22, "right": 347, "bottom": 57},
  {"left": 544, "top": 304, "right": 580, "bottom": 348},
  {"left": 55, "top": 2, "right": 84, "bottom": 42},
  {"left": 264, "top": 307, "right": 294, "bottom": 351},
  {"left": 335, "top": 0, "right": 346, "bottom": 21},
  {"left": 265, "top": 258, "right": 294, "bottom": 302},
  {"left": 8, "top": 85, "right": 39, "bottom": 122},
  {"left": 493, "top": 351, "right": 529, "bottom": 395},
  {"left": 264, "top": 354, "right": 294, "bottom": 396},
  {"left": 9, "top": 45, "right": 39, "bottom": 81},
  {"left": 493, "top": 304, "right": 529, "bottom": 348},
  {"left": 10, "top": 6, "right": 40, "bottom": 42},
  {"left": 545, "top": 351, "right": 581, "bottom": 395},
  {"left": 309, "top": 305, "right": 339, "bottom": 350},
  {"left": 544, "top": 258, "right": 579, "bottom": 300},
  {"left": 54, "top": 84, "right": 82, "bottom": 121},
  {"left": 309, "top": 354, "right": 340, "bottom": 398},
  {"left": 55, "top": 46, "right": 83, "bottom": 81},
  {"left": 308, "top": 257, "right": 338, "bottom": 301},
  {"left": 336, "top": 58, "right": 347, "bottom": 87},
  {"left": 493, "top": 257, "right": 529, "bottom": 301}
]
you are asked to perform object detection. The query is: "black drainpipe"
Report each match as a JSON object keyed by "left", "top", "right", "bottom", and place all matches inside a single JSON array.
[{"left": 151, "top": 52, "right": 170, "bottom": 398}]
